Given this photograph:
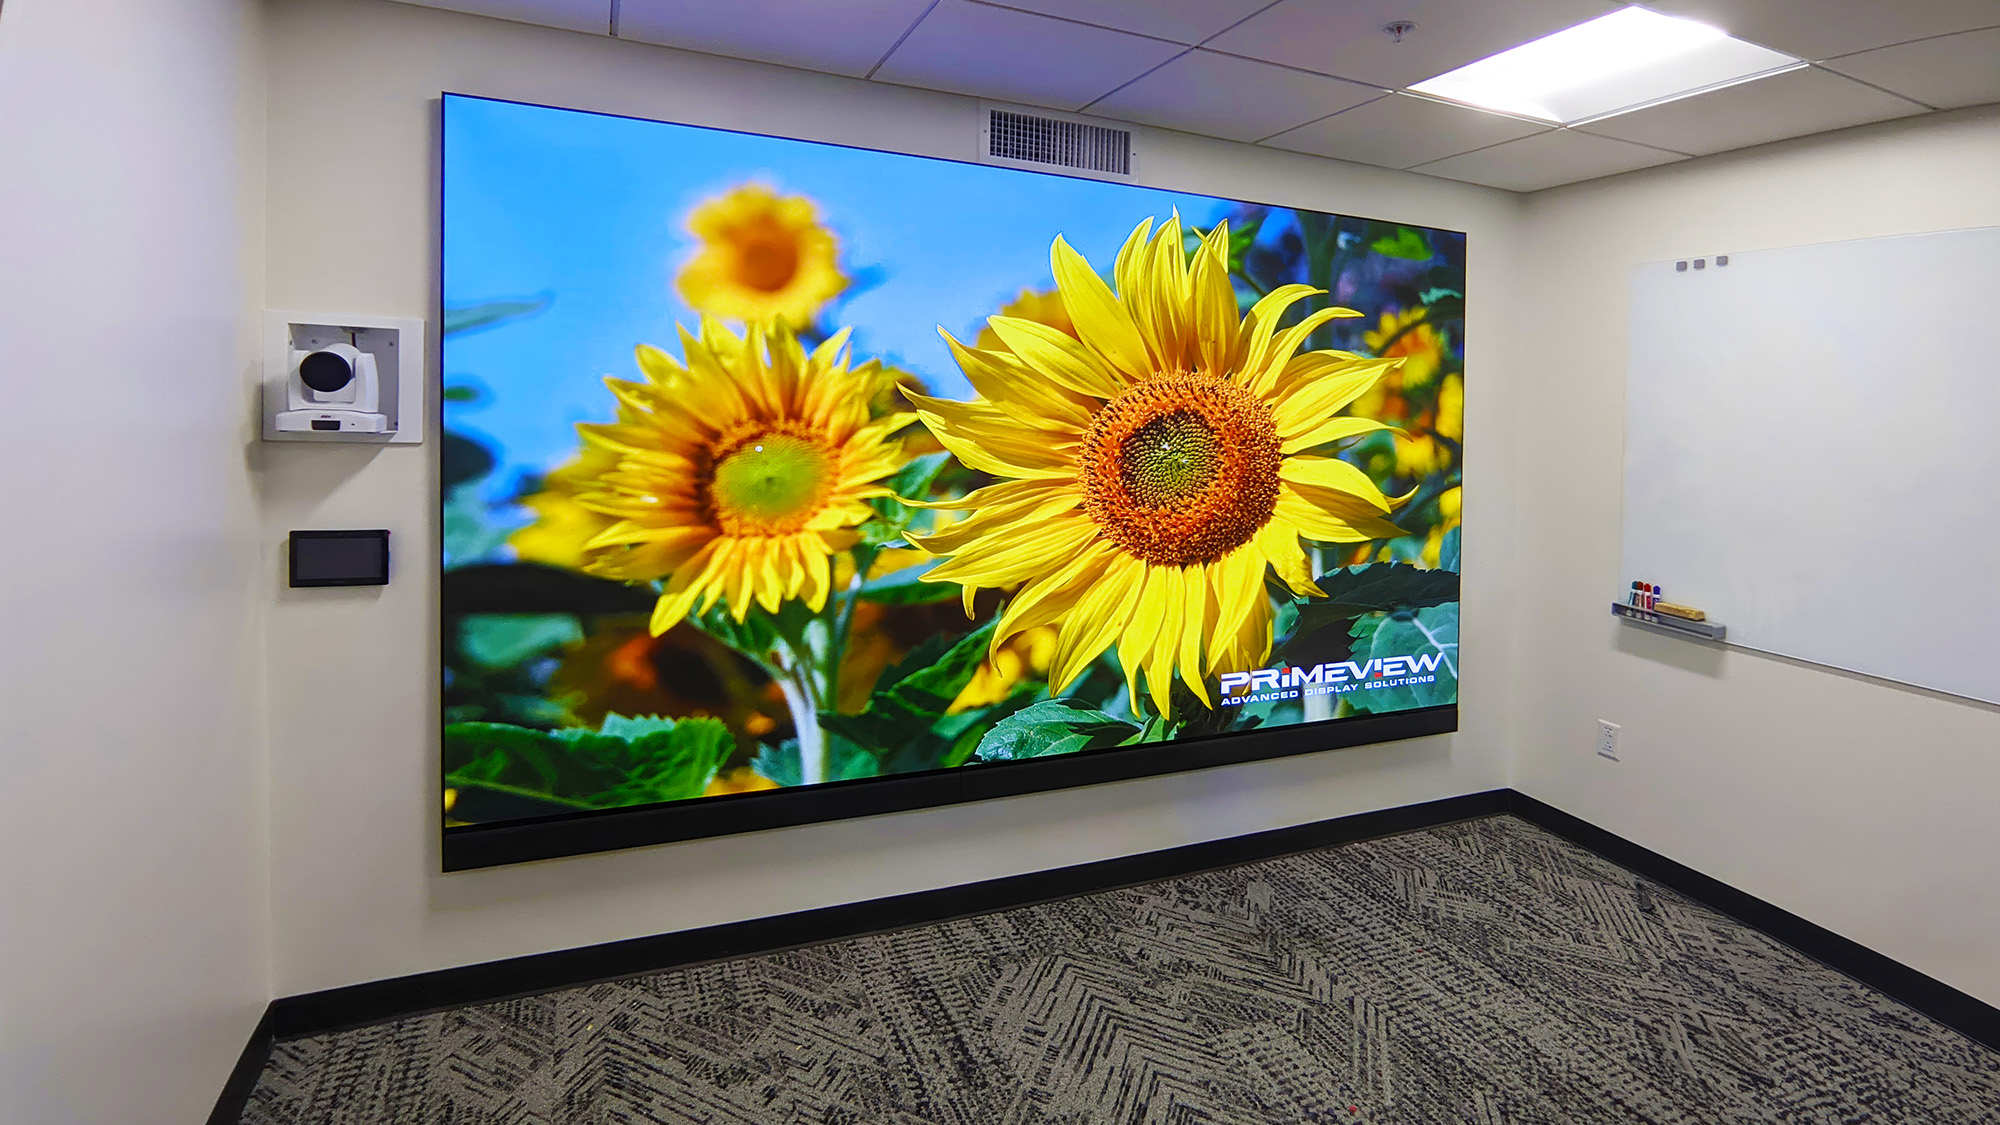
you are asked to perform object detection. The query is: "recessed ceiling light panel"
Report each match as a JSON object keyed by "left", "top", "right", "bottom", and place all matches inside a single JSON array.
[{"left": 1408, "top": 6, "right": 1801, "bottom": 125}]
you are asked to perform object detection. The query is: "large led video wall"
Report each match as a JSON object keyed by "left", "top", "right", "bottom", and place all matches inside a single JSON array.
[{"left": 440, "top": 94, "right": 1464, "bottom": 868}]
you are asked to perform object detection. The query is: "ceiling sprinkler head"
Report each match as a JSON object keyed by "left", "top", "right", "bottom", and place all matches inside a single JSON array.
[{"left": 1384, "top": 20, "right": 1416, "bottom": 43}]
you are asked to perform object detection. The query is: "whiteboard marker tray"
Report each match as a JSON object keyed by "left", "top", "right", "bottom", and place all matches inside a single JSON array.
[{"left": 1612, "top": 602, "right": 1726, "bottom": 641}]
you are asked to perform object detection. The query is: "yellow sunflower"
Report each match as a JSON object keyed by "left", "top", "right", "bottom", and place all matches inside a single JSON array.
[
  {"left": 975, "top": 287, "right": 1076, "bottom": 351},
  {"left": 1436, "top": 373, "right": 1464, "bottom": 441},
  {"left": 509, "top": 447, "right": 619, "bottom": 570},
  {"left": 1363, "top": 306, "right": 1445, "bottom": 389},
  {"left": 572, "top": 317, "right": 911, "bottom": 635},
  {"left": 905, "top": 216, "right": 1406, "bottom": 715},
  {"left": 675, "top": 184, "right": 847, "bottom": 327}
]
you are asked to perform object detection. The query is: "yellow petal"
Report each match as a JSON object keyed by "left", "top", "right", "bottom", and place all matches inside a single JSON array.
[
  {"left": 1207, "top": 546, "right": 1265, "bottom": 676},
  {"left": 983, "top": 316, "right": 1122, "bottom": 398},
  {"left": 924, "top": 516, "right": 1099, "bottom": 588},
  {"left": 1280, "top": 416, "right": 1395, "bottom": 455},
  {"left": 1244, "top": 308, "right": 1366, "bottom": 397},
  {"left": 1132, "top": 214, "right": 1190, "bottom": 371},
  {"left": 1050, "top": 555, "right": 1144, "bottom": 692},
  {"left": 1052, "top": 235, "right": 1153, "bottom": 381},
  {"left": 1112, "top": 217, "right": 1156, "bottom": 314},
  {"left": 1189, "top": 224, "right": 1239, "bottom": 379},
  {"left": 1275, "top": 491, "right": 1408, "bottom": 543},
  {"left": 1268, "top": 356, "right": 1398, "bottom": 438},
  {"left": 1176, "top": 562, "right": 1213, "bottom": 707},
  {"left": 1278, "top": 456, "right": 1394, "bottom": 510},
  {"left": 1116, "top": 566, "right": 1169, "bottom": 711},
  {"left": 634, "top": 343, "right": 687, "bottom": 384},
  {"left": 939, "top": 329, "right": 1092, "bottom": 430},
  {"left": 1254, "top": 520, "right": 1321, "bottom": 598},
  {"left": 1143, "top": 565, "right": 1185, "bottom": 716},
  {"left": 904, "top": 390, "right": 1077, "bottom": 480},
  {"left": 992, "top": 541, "right": 1116, "bottom": 652},
  {"left": 1232, "top": 284, "right": 1318, "bottom": 378},
  {"left": 647, "top": 539, "right": 722, "bottom": 635},
  {"left": 911, "top": 488, "right": 1083, "bottom": 554}
]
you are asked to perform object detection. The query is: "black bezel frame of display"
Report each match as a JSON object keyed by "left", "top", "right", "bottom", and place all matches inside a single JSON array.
[{"left": 436, "top": 93, "right": 1465, "bottom": 872}]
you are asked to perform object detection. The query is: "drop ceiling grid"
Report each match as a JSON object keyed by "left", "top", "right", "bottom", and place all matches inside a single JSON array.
[{"left": 391, "top": 0, "right": 1995, "bottom": 190}]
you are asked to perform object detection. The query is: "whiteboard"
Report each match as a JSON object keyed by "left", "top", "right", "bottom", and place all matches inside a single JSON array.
[{"left": 1622, "top": 226, "right": 2000, "bottom": 705}]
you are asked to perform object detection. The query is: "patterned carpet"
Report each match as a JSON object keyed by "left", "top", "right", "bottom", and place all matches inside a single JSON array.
[{"left": 240, "top": 816, "right": 2000, "bottom": 1124}]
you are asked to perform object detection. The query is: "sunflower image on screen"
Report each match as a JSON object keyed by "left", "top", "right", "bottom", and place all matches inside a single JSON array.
[
  {"left": 439, "top": 94, "right": 1462, "bottom": 837},
  {"left": 906, "top": 215, "right": 1405, "bottom": 716}
]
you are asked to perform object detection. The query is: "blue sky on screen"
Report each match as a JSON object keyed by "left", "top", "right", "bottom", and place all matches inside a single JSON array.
[{"left": 441, "top": 95, "right": 1237, "bottom": 489}]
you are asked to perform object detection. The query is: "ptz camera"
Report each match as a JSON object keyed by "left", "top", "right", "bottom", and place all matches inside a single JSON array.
[{"left": 275, "top": 342, "right": 390, "bottom": 434}]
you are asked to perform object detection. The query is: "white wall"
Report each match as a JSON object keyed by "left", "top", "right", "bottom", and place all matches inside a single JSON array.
[
  {"left": 1513, "top": 105, "right": 2000, "bottom": 1005},
  {"left": 260, "top": 0, "right": 1526, "bottom": 996},
  {"left": 0, "top": 0, "right": 271, "bottom": 1121}
]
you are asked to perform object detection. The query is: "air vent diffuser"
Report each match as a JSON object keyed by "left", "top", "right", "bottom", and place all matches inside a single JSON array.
[{"left": 982, "top": 108, "right": 1133, "bottom": 179}]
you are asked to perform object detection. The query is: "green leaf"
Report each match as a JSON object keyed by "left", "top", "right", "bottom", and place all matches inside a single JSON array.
[
  {"left": 886, "top": 451, "right": 952, "bottom": 500},
  {"left": 1370, "top": 227, "right": 1434, "bottom": 261},
  {"left": 443, "top": 714, "right": 732, "bottom": 811},
  {"left": 604, "top": 717, "right": 734, "bottom": 805},
  {"left": 442, "top": 486, "right": 518, "bottom": 568},
  {"left": 751, "top": 735, "right": 879, "bottom": 786},
  {"left": 821, "top": 620, "right": 998, "bottom": 752},
  {"left": 1438, "top": 527, "right": 1461, "bottom": 573},
  {"left": 444, "top": 295, "right": 552, "bottom": 337},
  {"left": 972, "top": 699, "right": 1140, "bottom": 762},
  {"left": 857, "top": 560, "right": 960, "bottom": 606},
  {"left": 595, "top": 713, "right": 679, "bottom": 741},
  {"left": 457, "top": 613, "right": 581, "bottom": 668},
  {"left": 1288, "top": 564, "right": 1460, "bottom": 638},
  {"left": 1342, "top": 604, "right": 1459, "bottom": 713},
  {"left": 750, "top": 740, "right": 801, "bottom": 787}
]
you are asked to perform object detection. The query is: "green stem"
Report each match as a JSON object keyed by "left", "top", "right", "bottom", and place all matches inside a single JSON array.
[
  {"left": 823, "top": 548, "right": 872, "bottom": 704},
  {"left": 774, "top": 655, "right": 827, "bottom": 787}
]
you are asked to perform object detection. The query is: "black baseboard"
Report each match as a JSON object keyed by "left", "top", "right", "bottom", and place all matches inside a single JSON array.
[
  {"left": 207, "top": 788, "right": 2000, "bottom": 1123},
  {"left": 1506, "top": 791, "right": 2000, "bottom": 1054}
]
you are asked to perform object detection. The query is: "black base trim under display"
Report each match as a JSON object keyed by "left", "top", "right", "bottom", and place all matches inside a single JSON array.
[
  {"left": 209, "top": 789, "right": 2000, "bottom": 1124},
  {"left": 443, "top": 705, "right": 1458, "bottom": 871}
]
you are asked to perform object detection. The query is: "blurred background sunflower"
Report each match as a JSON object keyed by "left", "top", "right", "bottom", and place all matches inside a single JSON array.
[
  {"left": 675, "top": 183, "right": 848, "bottom": 327},
  {"left": 907, "top": 216, "right": 1408, "bottom": 716}
]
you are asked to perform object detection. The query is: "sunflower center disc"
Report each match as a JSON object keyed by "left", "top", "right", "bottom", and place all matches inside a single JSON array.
[
  {"left": 734, "top": 219, "right": 801, "bottom": 291},
  {"left": 1121, "top": 411, "right": 1224, "bottom": 506},
  {"left": 710, "top": 431, "right": 832, "bottom": 534},
  {"left": 1080, "top": 374, "right": 1281, "bottom": 568}
]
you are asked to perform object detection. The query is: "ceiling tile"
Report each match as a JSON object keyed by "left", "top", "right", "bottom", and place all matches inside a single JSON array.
[
  {"left": 873, "top": 0, "right": 1186, "bottom": 110},
  {"left": 396, "top": 0, "right": 611, "bottom": 35},
  {"left": 989, "top": 0, "right": 1279, "bottom": 45},
  {"left": 1207, "top": 0, "right": 1624, "bottom": 89},
  {"left": 1411, "top": 129, "right": 1686, "bottom": 191},
  {"left": 618, "top": 0, "right": 936, "bottom": 78},
  {"left": 1089, "top": 51, "right": 1386, "bottom": 142},
  {"left": 1577, "top": 65, "right": 1928, "bottom": 156},
  {"left": 1823, "top": 27, "right": 2000, "bottom": 109},
  {"left": 1638, "top": 0, "right": 2000, "bottom": 62},
  {"left": 1263, "top": 92, "right": 1551, "bottom": 169}
]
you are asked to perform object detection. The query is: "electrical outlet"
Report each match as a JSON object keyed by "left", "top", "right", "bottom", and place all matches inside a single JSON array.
[{"left": 1597, "top": 720, "right": 1621, "bottom": 760}]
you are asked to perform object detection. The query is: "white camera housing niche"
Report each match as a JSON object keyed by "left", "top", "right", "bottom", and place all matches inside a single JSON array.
[{"left": 263, "top": 312, "right": 426, "bottom": 443}]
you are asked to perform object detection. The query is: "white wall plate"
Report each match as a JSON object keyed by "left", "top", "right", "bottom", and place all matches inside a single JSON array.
[{"left": 263, "top": 310, "right": 428, "bottom": 444}]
